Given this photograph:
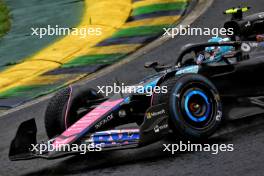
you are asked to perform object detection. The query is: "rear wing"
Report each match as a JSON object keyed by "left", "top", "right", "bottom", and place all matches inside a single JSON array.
[{"left": 224, "top": 7, "right": 250, "bottom": 20}]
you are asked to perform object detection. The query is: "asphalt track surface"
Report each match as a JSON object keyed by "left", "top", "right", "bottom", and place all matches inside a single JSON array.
[{"left": 1, "top": 0, "right": 264, "bottom": 175}]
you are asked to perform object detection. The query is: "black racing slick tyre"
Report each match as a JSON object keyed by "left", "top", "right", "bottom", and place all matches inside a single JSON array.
[
  {"left": 44, "top": 85, "right": 103, "bottom": 139},
  {"left": 153, "top": 74, "right": 222, "bottom": 140}
]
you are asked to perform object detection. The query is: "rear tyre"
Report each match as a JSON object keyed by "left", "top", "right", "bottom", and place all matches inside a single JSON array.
[
  {"left": 45, "top": 85, "right": 103, "bottom": 139},
  {"left": 153, "top": 74, "right": 222, "bottom": 140}
]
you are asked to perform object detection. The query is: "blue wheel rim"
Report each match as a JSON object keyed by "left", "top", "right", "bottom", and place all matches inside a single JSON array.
[{"left": 184, "top": 90, "right": 211, "bottom": 122}]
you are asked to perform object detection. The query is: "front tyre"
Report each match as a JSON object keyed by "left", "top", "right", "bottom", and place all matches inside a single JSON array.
[
  {"left": 155, "top": 74, "right": 222, "bottom": 140},
  {"left": 45, "top": 85, "right": 103, "bottom": 139}
]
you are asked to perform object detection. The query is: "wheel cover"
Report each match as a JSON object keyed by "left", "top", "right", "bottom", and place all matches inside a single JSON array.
[{"left": 184, "top": 90, "right": 211, "bottom": 122}]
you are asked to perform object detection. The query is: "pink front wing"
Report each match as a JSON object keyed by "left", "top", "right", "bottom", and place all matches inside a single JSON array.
[{"left": 53, "top": 99, "right": 124, "bottom": 146}]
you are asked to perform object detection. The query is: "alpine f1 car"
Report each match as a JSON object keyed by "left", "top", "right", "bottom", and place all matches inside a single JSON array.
[{"left": 9, "top": 39, "right": 264, "bottom": 161}]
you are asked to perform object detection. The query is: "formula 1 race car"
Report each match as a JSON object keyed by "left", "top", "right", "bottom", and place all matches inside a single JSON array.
[
  {"left": 224, "top": 7, "right": 264, "bottom": 41},
  {"left": 9, "top": 40, "right": 264, "bottom": 161}
]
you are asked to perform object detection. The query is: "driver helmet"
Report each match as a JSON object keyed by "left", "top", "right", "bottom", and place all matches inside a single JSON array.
[{"left": 204, "top": 37, "right": 233, "bottom": 62}]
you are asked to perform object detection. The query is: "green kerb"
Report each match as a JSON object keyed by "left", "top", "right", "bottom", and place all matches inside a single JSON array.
[
  {"left": 0, "top": 85, "right": 55, "bottom": 98},
  {"left": 112, "top": 25, "right": 170, "bottom": 38},
  {"left": 132, "top": 2, "right": 187, "bottom": 16},
  {"left": 62, "top": 53, "right": 126, "bottom": 68}
]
